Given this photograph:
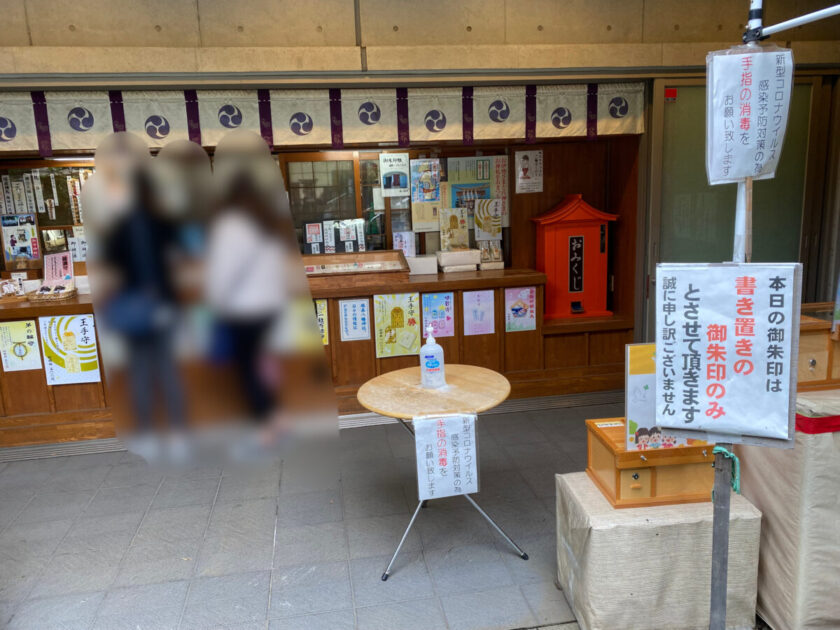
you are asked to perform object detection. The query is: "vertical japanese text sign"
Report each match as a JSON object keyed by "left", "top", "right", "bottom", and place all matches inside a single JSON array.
[
  {"left": 655, "top": 263, "right": 801, "bottom": 445},
  {"left": 706, "top": 47, "right": 794, "bottom": 185},
  {"left": 414, "top": 414, "right": 479, "bottom": 501}
]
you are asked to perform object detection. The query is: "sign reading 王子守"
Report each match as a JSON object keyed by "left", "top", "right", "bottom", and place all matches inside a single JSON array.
[{"left": 655, "top": 263, "right": 801, "bottom": 444}]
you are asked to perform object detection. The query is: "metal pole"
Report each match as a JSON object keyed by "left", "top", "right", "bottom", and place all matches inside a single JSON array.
[
  {"left": 710, "top": 443, "right": 733, "bottom": 630},
  {"left": 762, "top": 4, "right": 840, "bottom": 36},
  {"left": 381, "top": 500, "right": 424, "bottom": 581}
]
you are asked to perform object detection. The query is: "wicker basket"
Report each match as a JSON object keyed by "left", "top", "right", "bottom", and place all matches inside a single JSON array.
[{"left": 27, "top": 288, "right": 78, "bottom": 302}]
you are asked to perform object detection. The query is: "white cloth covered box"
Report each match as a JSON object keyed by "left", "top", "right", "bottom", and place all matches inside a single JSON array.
[
  {"left": 736, "top": 390, "right": 840, "bottom": 630},
  {"left": 556, "top": 472, "right": 761, "bottom": 630}
]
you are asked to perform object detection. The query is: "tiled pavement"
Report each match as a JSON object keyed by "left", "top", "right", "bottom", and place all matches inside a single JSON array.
[{"left": 0, "top": 403, "right": 622, "bottom": 630}]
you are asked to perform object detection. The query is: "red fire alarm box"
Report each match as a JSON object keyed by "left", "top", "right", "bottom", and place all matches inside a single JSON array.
[{"left": 532, "top": 194, "right": 617, "bottom": 319}]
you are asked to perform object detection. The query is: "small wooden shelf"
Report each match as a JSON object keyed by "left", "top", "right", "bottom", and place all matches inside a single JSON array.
[{"left": 542, "top": 313, "right": 633, "bottom": 335}]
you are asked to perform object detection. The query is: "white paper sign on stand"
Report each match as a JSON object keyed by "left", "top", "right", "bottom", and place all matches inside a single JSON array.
[
  {"left": 655, "top": 263, "right": 801, "bottom": 446},
  {"left": 414, "top": 414, "right": 479, "bottom": 501},
  {"left": 706, "top": 46, "right": 793, "bottom": 185}
]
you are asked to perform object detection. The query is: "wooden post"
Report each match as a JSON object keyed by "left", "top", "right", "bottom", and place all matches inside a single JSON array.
[
  {"left": 744, "top": 177, "right": 753, "bottom": 264},
  {"left": 709, "top": 443, "right": 733, "bottom": 630}
]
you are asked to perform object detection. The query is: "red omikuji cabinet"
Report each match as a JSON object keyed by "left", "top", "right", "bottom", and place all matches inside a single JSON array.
[{"left": 532, "top": 194, "right": 617, "bottom": 319}]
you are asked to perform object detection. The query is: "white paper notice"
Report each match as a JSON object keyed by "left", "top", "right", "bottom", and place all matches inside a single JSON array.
[
  {"left": 706, "top": 47, "right": 793, "bottom": 185},
  {"left": 339, "top": 298, "right": 371, "bottom": 341},
  {"left": 414, "top": 414, "right": 479, "bottom": 501},
  {"left": 514, "top": 150, "right": 544, "bottom": 193},
  {"left": 655, "top": 263, "right": 801, "bottom": 443},
  {"left": 379, "top": 153, "right": 410, "bottom": 198}
]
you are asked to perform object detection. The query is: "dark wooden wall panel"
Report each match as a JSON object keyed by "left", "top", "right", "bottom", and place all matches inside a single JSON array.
[
  {"left": 510, "top": 141, "right": 609, "bottom": 270},
  {"left": 544, "top": 333, "right": 588, "bottom": 369},
  {"left": 1, "top": 371, "right": 52, "bottom": 415},
  {"left": 459, "top": 290, "right": 503, "bottom": 372},
  {"left": 589, "top": 330, "right": 633, "bottom": 365},
  {"left": 328, "top": 298, "right": 376, "bottom": 387},
  {"left": 52, "top": 383, "right": 103, "bottom": 412},
  {"left": 504, "top": 286, "right": 544, "bottom": 372}
]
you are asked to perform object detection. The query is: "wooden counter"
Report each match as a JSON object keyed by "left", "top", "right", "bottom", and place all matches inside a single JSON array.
[
  {"left": 0, "top": 294, "right": 112, "bottom": 447},
  {"left": 313, "top": 268, "right": 633, "bottom": 414},
  {"left": 0, "top": 270, "right": 637, "bottom": 445}
]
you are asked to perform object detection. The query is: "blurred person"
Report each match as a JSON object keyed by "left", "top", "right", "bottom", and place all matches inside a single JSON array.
[
  {"left": 96, "top": 166, "right": 187, "bottom": 459},
  {"left": 205, "top": 172, "right": 291, "bottom": 436}
]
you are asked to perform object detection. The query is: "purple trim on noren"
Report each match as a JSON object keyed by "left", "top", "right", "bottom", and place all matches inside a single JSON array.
[
  {"left": 462, "top": 86, "right": 473, "bottom": 145},
  {"left": 184, "top": 90, "right": 201, "bottom": 145},
  {"left": 30, "top": 91, "right": 52, "bottom": 157},
  {"left": 586, "top": 83, "right": 598, "bottom": 140},
  {"left": 329, "top": 88, "right": 343, "bottom": 149},
  {"left": 109, "top": 90, "right": 126, "bottom": 132},
  {"left": 525, "top": 85, "right": 537, "bottom": 144},
  {"left": 257, "top": 89, "right": 273, "bottom": 149},
  {"left": 396, "top": 87, "right": 409, "bottom": 147}
]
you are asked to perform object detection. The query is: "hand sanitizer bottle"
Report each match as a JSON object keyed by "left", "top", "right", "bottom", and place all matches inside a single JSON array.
[{"left": 420, "top": 325, "right": 446, "bottom": 389}]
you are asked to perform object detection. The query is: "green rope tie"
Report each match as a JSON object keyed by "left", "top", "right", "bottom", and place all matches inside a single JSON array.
[{"left": 712, "top": 445, "right": 741, "bottom": 496}]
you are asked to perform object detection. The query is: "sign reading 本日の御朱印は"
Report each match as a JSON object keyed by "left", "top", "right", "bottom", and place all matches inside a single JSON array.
[
  {"left": 414, "top": 414, "right": 478, "bottom": 501},
  {"left": 655, "top": 263, "right": 801, "bottom": 445}
]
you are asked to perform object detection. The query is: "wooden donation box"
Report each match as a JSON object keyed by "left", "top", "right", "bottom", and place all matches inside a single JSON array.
[
  {"left": 533, "top": 194, "right": 616, "bottom": 318},
  {"left": 586, "top": 418, "right": 714, "bottom": 508}
]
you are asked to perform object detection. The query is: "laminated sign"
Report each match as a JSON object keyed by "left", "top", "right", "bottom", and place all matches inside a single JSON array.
[
  {"left": 414, "top": 414, "right": 478, "bottom": 501},
  {"left": 706, "top": 46, "right": 794, "bottom": 185},
  {"left": 655, "top": 263, "right": 801, "bottom": 444}
]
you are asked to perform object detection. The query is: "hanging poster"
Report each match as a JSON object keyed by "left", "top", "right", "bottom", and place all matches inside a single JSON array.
[
  {"left": 314, "top": 299, "right": 329, "bottom": 345},
  {"left": 473, "top": 199, "right": 502, "bottom": 241},
  {"left": 514, "top": 150, "right": 544, "bottom": 194},
  {"left": 410, "top": 158, "right": 441, "bottom": 203},
  {"left": 706, "top": 47, "right": 793, "bottom": 185},
  {"left": 0, "top": 320, "right": 42, "bottom": 372},
  {"left": 439, "top": 207, "right": 469, "bottom": 251},
  {"left": 411, "top": 201, "right": 441, "bottom": 233},
  {"left": 463, "top": 290, "right": 494, "bottom": 336},
  {"left": 655, "top": 262, "right": 801, "bottom": 445},
  {"left": 625, "top": 344, "right": 692, "bottom": 451},
  {"left": 442, "top": 156, "right": 510, "bottom": 227},
  {"left": 392, "top": 231, "right": 416, "bottom": 258},
  {"left": 373, "top": 293, "right": 421, "bottom": 358},
  {"left": 379, "top": 153, "right": 410, "bottom": 197},
  {"left": 39, "top": 314, "right": 101, "bottom": 385},
  {"left": 415, "top": 414, "right": 479, "bottom": 501},
  {"left": 2, "top": 213, "right": 40, "bottom": 264},
  {"left": 422, "top": 292, "right": 455, "bottom": 338},
  {"left": 504, "top": 287, "right": 537, "bottom": 332},
  {"left": 339, "top": 298, "right": 370, "bottom": 342}
]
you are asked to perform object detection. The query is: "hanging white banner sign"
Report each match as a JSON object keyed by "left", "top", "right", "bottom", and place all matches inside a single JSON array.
[
  {"left": 45, "top": 92, "right": 113, "bottom": 151},
  {"left": 706, "top": 46, "right": 794, "bottom": 185},
  {"left": 472, "top": 86, "right": 526, "bottom": 141},
  {"left": 123, "top": 91, "right": 190, "bottom": 148},
  {"left": 536, "top": 85, "right": 587, "bottom": 138},
  {"left": 196, "top": 90, "right": 260, "bottom": 147},
  {"left": 0, "top": 93, "right": 39, "bottom": 151},
  {"left": 597, "top": 83, "right": 645, "bottom": 136},
  {"left": 407, "top": 88, "right": 463, "bottom": 142},
  {"left": 340, "top": 89, "right": 398, "bottom": 145},
  {"left": 655, "top": 262, "right": 801, "bottom": 445},
  {"left": 270, "top": 89, "right": 332, "bottom": 147}
]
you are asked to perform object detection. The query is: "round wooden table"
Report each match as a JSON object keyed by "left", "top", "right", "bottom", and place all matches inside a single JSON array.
[
  {"left": 357, "top": 364, "right": 511, "bottom": 420},
  {"left": 356, "top": 363, "right": 527, "bottom": 581}
]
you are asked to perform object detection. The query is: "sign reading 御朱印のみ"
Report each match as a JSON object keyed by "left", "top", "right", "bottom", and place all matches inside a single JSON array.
[
  {"left": 706, "top": 46, "right": 793, "bottom": 185},
  {"left": 655, "top": 263, "right": 801, "bottom": 446}
]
